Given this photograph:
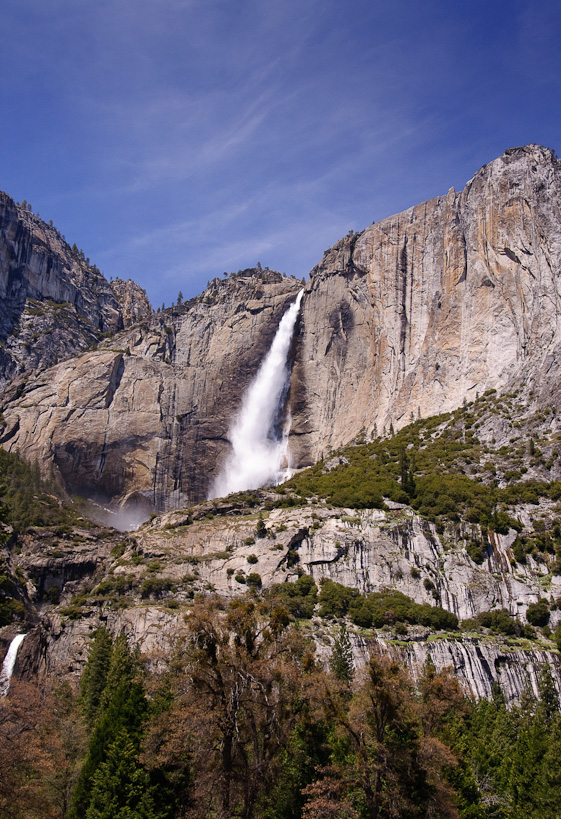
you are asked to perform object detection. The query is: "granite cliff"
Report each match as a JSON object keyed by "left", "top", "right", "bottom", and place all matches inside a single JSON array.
[
  {"left": 2, "top": 145, "right": 561, "bottom": 706},
  {"left": 1, "top": 270, "right": 301, "bottom": 511},
  {"left": 0, "top": 192, "right": 152, "bottom": 389},
  {"left": 4, "top": 484, "right": 561, "bottom": 705},
  {"left": 289, "top": 144, "right": 561, "bottom": 466},
  {"left": 1, "top": 146, "right": 561, "bottom": 512}
]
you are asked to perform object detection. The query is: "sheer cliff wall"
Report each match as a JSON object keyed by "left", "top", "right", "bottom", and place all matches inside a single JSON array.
[{"left": 289, "top": 145, "right": 561, "bottom": 466}]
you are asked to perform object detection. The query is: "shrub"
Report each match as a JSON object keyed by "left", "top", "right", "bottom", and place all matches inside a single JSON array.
[
  {"left": 255, "top": 516, "right": 267, "bottom": 538},
  {"left": 140, "top": 577, "right": 173, "bottom": 598},
  {"left": 345, "top": 588, "right": 458, "bottom": 631},
  {"left": 246, "top": 573, "right": 262, "bottom": 588},
  {"left": 526, "top": 599, "right": 550, "bottom": 627},
  {"left": 466, "top": 540, "right": 486, "bottom": 564},
  {"left": 318, "top": 579, "right": 359, "bottom": 618},
  {"left": 269, "top": 574, "right": 318, "bottom": 619}
]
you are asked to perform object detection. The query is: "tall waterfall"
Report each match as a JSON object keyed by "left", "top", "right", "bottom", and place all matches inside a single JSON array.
[
  {"left": 0, "top": 633, "right": 26, "bottom": 697},
  {"left": 210, "top": 290, "right": 303, "bottom": 498}
]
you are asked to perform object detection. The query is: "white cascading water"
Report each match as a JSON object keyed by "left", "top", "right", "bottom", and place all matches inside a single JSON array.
[
  {"left": 0, "top": 633, "right": 26, "bottom": 697},
  {"left": 210, "top": 290, "right": 304, "bottom": 498}
]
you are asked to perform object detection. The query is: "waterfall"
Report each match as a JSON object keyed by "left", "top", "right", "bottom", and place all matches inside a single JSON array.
[
  {"left": 0, "top": 633, "right": 26, "bottom": 697},
  {"left": 210, "top": 290, "right": 303, "bottom": 498}
]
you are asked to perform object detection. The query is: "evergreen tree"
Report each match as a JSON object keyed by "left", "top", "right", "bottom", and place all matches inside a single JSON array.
[
  {"left": 72, "top": 631, "right": 149, "bottom": 818},
  {"left": 80, "top": 629, "right": 113, "bottom": 728},
  {"left": 329, "top": 624, "right": 354, "bottom": 684},
  {"left": 99, "top": 633, "right": 138, "bottom": 712},
  {"left": 534, "top": 714, "right": 561, "bottom": 818},
  {"left": 71, "top": 674, "right": 148, "bottom": 817},
  {"left": 255, "top": 512, "right": 267, "bottom": 538},
  {"left": 537, "top": 663, "right": 558, "bottom": 722},
  {"left": 86, "top": 730, "right": 159, "bottom": 819}
]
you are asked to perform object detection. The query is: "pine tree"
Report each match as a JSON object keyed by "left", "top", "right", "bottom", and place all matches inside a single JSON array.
[
  {"left": 72, "top": 631, "right": 149, "bottom": 818},
  {"left": 537, "top": 663, "right": 558, "bottom": 722},
  {"left": 71, "top": 674, "right": 148, "bottom": 817},
  {"left": 86, "top": 730, "right": 159, "bottom": 819},
  {"left": 99, "top": 633, "right": 138, "bottom": 712},
  {"left": 80, "top": 629, "right": 113, "bottom": 728},
  {"left": 329, "top": 623, "right": 354, "bottom": 684},
  {"left": 255, "top": 512, "right": 267, "bottom": 538}
]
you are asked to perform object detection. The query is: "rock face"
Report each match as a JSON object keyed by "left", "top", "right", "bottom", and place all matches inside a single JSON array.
[
  {"left": 109, "top": 277, "right": 153, "bottom": 327},
  {"left": 289, "top": 145, "right": 561, "bottom": 466},
  {"left": 0, "top": 193, "right": 152, "bottom": 389},
  {"left": 367, "top": 637, "right": 561, "bottom": 706},
  {"left": 4, "top": 497, "right": 560, "bottom": 704},
  {"left": 1, "top": 272, "right": 302, "bottom": 509},
  {"left": 2, "top": 145, "right": 561, "bottom": 508}
]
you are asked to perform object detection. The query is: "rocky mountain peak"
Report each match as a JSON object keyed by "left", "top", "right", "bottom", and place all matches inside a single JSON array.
[
  {"left": 2, "top": 145, "right": 561, "bottom": 515},
  {"left": 0, "top": 192, "right": 126, "bottom": 388}
]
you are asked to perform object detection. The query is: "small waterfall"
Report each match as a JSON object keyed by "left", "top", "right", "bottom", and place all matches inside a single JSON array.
[
  {"left": 0, "top": 633, "right": 26, "bottom": 697},
  {"left": 211, "top": 290, "right": 303, "bottom": 498}
]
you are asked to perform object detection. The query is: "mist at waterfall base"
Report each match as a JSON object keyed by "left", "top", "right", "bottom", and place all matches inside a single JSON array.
[{"left": 210, "top": 291, "right": 303, "bottom": 499}]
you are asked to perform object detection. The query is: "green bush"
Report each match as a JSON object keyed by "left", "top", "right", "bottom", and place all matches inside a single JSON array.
[
  {"left": 347, "top": 588, "right": 458, "bottom": 631},
  {"left": 466, "top": 540, "right": 486, "bottom": 564},
  {"left": 526, "top": 599, "right": 550, "bottom": 627},
  {"left": 140, "top": 577, "right": 173, "bottom": 598},
  {"left": 246, "top": 573, "right": 262, "bottom": 588},
  {"left": 318, "top": 579, "right": 360, "bottom": 618},
  {"left": 269, "top": 574, "right": 318, "bottom": 619},
  {"left": 467, "top": 608, "right": 536, "bottom": 638}
]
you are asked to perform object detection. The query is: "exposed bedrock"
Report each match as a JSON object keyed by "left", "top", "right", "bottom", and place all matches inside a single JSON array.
[
  {"left": 0, "top": 192, "right": 153, "bottom": 388},
  {"left": 1, "top": 272, "right": 302, "bottom": 508},
  {"left": 289, "top": 145, "right": 561, "bottom": 466},
  {"left": 7, "top": 500, "right": 561, "bottom": 705}
]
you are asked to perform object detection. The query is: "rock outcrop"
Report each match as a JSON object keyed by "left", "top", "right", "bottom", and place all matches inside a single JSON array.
[
  {"left": 109, "top": 277, "right": 153, "bottom": 327},
  {"left": 0, "top": 193, "right": 153, "bottom": 388},
  {"left": 4, "top": 496, "right": 560, "bottom": 704},
  {"left": 0, "top": 272, "right": 302, "bottom": 509},
  {"left": 289, "top": 145, "right": 561, "bottom": 466}
]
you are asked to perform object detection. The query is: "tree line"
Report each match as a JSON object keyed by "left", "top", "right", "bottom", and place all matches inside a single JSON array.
[{"left": 1, "top": 593, "right": 561, "bottom": 818}]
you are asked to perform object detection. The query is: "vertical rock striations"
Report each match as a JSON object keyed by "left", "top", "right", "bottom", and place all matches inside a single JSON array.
[
  {"left": 289, "top": 145, "right": 561, "bottom": 466},
  {"left": 2, "top": 146, "right": 561, "bottom": 507}
]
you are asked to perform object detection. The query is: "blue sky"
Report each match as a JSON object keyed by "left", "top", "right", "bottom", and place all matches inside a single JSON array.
[{"left": 1, "top": 0, "right": 560, "bottom": 307}]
